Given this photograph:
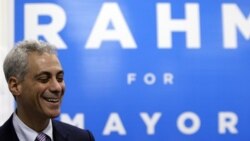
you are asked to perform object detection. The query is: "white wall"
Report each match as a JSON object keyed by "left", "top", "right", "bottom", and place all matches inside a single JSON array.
[{"left": 0, "top": 0, "right": 15, "bottom": 125}]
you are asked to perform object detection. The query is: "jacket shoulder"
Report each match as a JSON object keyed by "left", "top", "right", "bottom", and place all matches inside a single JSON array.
[
  {"left": 52, "top": 120, "right": 95, "bottom": 141},
  {"left": 0, "top": 115, "right": 19, "bottom": 141}
]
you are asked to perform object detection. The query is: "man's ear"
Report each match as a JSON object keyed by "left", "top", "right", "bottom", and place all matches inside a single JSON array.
[{"left": 8, "top": 76, "right": 22, "bottom": 96}]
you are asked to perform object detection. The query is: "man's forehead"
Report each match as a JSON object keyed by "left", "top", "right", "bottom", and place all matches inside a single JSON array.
[
  {"left": 27, "top": 53, "right": 63, "bottom": 73},
  {"left": 28, "top": 52, "right": 59, "bottom": 63}
]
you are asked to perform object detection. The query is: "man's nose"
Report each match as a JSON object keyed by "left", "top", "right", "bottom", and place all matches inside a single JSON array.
[{"left": 49, "top": 78, "right": 63, "bottom": 93}]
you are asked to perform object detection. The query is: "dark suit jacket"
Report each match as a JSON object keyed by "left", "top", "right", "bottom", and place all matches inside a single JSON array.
[{"left": 0, "top": 115, "right": 95, "bottom": 141}]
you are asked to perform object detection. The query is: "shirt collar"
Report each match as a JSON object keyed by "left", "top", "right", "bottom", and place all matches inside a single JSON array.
[{"left": 13, "top": 112, "right": 53, "bottom": 141}]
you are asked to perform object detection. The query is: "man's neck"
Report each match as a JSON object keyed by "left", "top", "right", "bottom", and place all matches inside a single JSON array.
[{"left": 16, "top": 109, "right": 50, "bottom": 132}]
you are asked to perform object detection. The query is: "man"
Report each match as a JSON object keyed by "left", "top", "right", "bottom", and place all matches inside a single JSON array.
[{"left": 0, "top": 40, "right": 95, "bottom": 141}]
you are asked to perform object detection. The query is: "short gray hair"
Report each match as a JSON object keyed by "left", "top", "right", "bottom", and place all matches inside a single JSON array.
[{"left": 3, "top": 40, "right": 57, "bottom": 82}]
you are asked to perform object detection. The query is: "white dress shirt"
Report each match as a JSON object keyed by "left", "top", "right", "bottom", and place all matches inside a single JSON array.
[{"left": 12, "top": 112, "right": 54, "bottom": 141}]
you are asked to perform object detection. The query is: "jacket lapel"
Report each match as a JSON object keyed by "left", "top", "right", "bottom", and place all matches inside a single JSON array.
[
  {"left": 52, "top": 120, "right": 68, "bottom": 141},
  {"left": 0, "top": 114, "right": 20, "bottom": 141}
]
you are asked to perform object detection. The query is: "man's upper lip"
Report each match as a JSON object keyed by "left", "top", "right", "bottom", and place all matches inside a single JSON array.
[
  {"left": 43, "top": 96, "right": 60, "bottom": 99},
  {"left": 42, "top": 93, "right": 61, "bottom": 99}
]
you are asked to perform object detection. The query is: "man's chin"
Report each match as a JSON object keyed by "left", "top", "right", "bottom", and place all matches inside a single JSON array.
[
  {"left": 47, "top": 111, "right": 61, "bottom": 119},
  {"left": 50, "top": 114, "right": 60, "bottom": 119}
]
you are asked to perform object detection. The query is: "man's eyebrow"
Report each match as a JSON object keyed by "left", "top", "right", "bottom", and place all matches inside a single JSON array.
[
  {"left": 34, "top": 70, "right": 64, "bottom": 78},
  {"left": 34, "top": 71, "right": 51, "bottom": 78},
  {"left": 57, "top": 70, "right": 64, "bottom": 75}
]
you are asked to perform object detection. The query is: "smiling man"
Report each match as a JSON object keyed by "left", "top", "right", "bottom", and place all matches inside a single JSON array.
[{"left": 0, "top": 40, "right": 95, "bottom": 141}]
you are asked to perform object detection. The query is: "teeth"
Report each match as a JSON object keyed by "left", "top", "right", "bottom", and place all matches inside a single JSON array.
[{"left": 46, "top": 98, "right": 59, "bottom": 103}]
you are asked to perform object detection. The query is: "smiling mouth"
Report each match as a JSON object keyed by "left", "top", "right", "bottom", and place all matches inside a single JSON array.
[{"left": 43, "top": 97, "right": 60, "bottom": 103}]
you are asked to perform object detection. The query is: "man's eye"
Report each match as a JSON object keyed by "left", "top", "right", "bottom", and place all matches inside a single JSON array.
[
  {"left": 38, "top": 78, "right": 49, "bottom": 83},
  {"left": 57, "top": 77, "right": 64, "bottom": 82}
]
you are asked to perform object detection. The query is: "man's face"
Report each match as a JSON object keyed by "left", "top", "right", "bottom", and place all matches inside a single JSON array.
[{"left": 17, "top": 53, "right": 65, "bottom": 119}]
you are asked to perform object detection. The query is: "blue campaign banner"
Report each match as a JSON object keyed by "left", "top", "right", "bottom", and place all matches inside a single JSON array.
[{"left": 15, "top": 0, "right": 250, "bottom": 140}]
